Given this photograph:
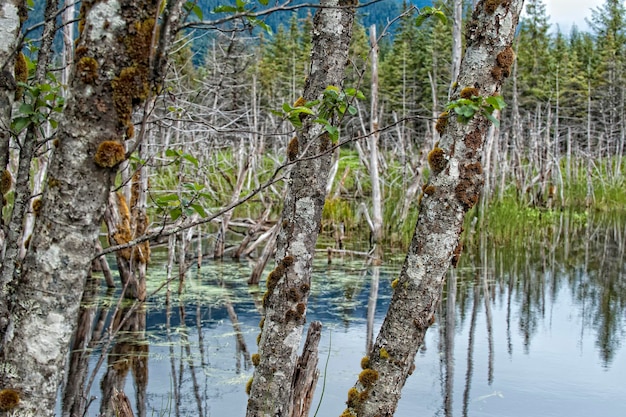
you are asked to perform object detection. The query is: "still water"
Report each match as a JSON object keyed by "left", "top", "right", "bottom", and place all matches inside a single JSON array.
[{"left": 74, "top": 214, "right": 626, "bottom": 417}]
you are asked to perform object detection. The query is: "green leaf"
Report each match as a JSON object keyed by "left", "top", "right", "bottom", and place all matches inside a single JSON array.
[
  {"left": 182, "top": 153, "right": 199, "bottom": 168},
  {"left": 12, "top": 117, "right": 31, "bottom": 133},
  {"left": 347, "top": 105, "right": 358, "bottom": 116},
  {"left": 170, "top": 207, "right": 182, "bottom": 221},
  {"left": 433, "top": 10, "right": 448, "bottom": 26},
  {"left": 184, "top": 1, "right": 204, "bottom": 19},
  {"left": 484, "top": 112, "right": 500, "bottom": 127},
  {"left": 213, "top": 5, "right": 238, "bottom": 13},
  {"left": 165, "top": 149, "right": 181, "bottom": 158},
  {"left": 325, "top": 125, "right": 339, "bottom": 143},
  {"left": 258, "top": 0, "right": 269, "bottom": 5},
  {"left": 19, "top": 103, "right": 34, "bottom": 115},
  {"left": 485, "top": 95, "right": 506, "bottom": 110},
  {"left": 156, "top": 194, "right": 180, "bottom": 205},
  {"left": 190, "top": 203, "right": 208, "bottom": 218},
  {"left": 283, "top": 103, "right": 294, "bottom": 113},
  {"left": 49, "top": 119, "right": 58, "bottom": 129}
]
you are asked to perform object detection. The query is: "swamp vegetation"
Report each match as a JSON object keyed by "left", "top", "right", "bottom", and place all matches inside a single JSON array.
[{"left": 0, "top": 0, "right": 625, "bottom": 416}]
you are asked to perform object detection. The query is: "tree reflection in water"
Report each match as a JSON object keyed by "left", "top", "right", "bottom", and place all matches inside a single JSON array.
[{"left": 60, "top": 213, "right": 625, "bottom": 417}]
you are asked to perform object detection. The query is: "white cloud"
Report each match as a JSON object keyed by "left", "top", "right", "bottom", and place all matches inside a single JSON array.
[{"left": 543, "top": 0, "right": 604, "bottom": 33}]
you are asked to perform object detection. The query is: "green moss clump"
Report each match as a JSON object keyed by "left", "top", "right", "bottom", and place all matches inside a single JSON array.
[
  {"left": 391, "top": 278, "right": 399, "bottom": 289},
  {"left": 94, "top": 140, "right": 126, "bottom": 168},
  {"left": 358, "top": 369, "right": 379, "bottom": 387}
]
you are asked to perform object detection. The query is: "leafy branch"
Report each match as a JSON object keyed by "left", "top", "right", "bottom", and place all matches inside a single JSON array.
[
  {"left": 278, "top": 86, "right": 365, "bottom": 143},
  {"left": 446, "top": 94, "right": 506, "bottom": 126}
]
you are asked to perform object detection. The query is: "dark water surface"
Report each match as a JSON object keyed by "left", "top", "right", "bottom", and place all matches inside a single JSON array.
[{"left": 78, "top": 215, "right": 626, "bottom": 417}]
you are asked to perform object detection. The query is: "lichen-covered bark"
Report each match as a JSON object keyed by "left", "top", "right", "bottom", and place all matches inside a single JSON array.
[
  {"left": 0, "top": 0, "right": 24, "bottom": 168},
  {"left": 344, "top": 1, "right": 525, "bottom": 416},
  {"left": 0, "top": 1, "right": 185, "bottom": 415},
  {"left": 246, "top": 1, "right": 355, "bottom": 416}
]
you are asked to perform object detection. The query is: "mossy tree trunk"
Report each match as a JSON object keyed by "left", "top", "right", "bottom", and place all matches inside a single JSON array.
[
  {"left": 0, "top": 1, "right": 186, "bottom": 415},
  {"left": 342, "top": 1, "right": 525, "bottom": 416},
  {"left": 246, "top": 1, "right": 356, "bottom": 416}
]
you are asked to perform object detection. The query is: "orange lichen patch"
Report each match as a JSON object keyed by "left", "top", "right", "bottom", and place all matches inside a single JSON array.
[
  {"left": 288, "top": 137, "right": 299, "bottom": 160},
  {"left": 112, "top": 66, "right": 149, "bottom": 128},
  {"left": 32, "top": 197, "right": 42, "bottom": 216},
  {"left": 1, "top": 170, "right": 13, "bottom": 195},
  {"left": 427, "top": 147, "right": 447, "bottom": 174},
  {"left": 0, "top": 388, "right": 20, "bottom": 411},
  {"left": 14, "top": 51, "right": 28, "bottom": 100},
  {"left": 464, "top": 129, "right": 483, "bottom": 151},
  {"left": 496, "top": 46, "right": 515, "bottom": 78},
  {"left": 460, "top": 86, "right": 479, "bottom": 99},
  {"left": 76, "top": 56, "right": 99, "bottom": 84},
  {"left": 358, "top": 369, "right": 379, "bottom": 387},
  {"left": 435, "top": 111, "right": 449, "bottom": 135},
  {"left": 423, "top": 185, "right": 436, "bottom": 196},
  {"left": 296, "top": 302, "right": 306, "bottom": 315},
  {"left": 455, "top": 162, "right": 484, "bottom": 211},
  {"left": 125, "top": 19, "right": 156, "bottom": 68},
  {"left": 485, "top": 0, "right": 501, "bottom": 14},
  {"left": 94, "top": 140, "right": 126, "bottom": 168}
]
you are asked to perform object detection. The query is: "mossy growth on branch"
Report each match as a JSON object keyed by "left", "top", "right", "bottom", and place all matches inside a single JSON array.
[
  {"left": 76, "top": 56, "right": 99, "bottom": 84},
  {"left": 112, "top": 66, "right": 149, "bottom": 131},
  {"left": 0, "top": 388, "right": 20, "bottom": 411},
  {"left": 427, "top": 147, "right": 447, "bottom": 175},
  {"left": 379, "top": 347, "right": 390, "bottom": 360},
  {"left": 494, "top": 46, "right": 515, "bottom": 79},
  {"left": 340, "top": 409, "right": 357, "bottom": 417},
  {"left": 251, "top": 353, "right": 260, "bottom": 366},
  {"left": 358, "top": 369, "right": 379, "bottom": 387},
  {"left": 484, "top": 0, "right": 502, "bottom": 14},
  {"left": 14, "top": 52, "right": 28, "bottom": 100},
  {"left": 293, "top": 96, "right": 306, "bottom": 107},
  {"left": 0, "top": 170, "right": 13, "bottom": 195},
  {"left": 360, "top": 356, "right": 370, "bottom": 369},
  {"left": 32, "top": 197, "right": 42, "bottom": 216},
  {"left": 435, "top": 111, "right": 449, "bottom": 135},
  {"left": 346, "top": 387, "right": 360, "bottom": 408},
  {"left": 460, "top": 86, "right": 479, "bottom": 99},
  {"left": 94, "top": 140, "right": 126, "bottom": 168},
  {"left": 246, "top": 377, "right": 253, "bottom": 395}
]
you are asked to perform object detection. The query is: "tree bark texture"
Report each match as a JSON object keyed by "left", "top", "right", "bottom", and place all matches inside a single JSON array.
[
  {"left": 246, "top": 1, "right": 355, "bottom": 416},
  {"left": 343, "top": 1, "right": 524, "bottom": 416},
  {"left": 0, "top": 0, "right": 24, "bottom": 170},
  {"left": 0, "top": 1, "right": 184, "bottom": 415}
]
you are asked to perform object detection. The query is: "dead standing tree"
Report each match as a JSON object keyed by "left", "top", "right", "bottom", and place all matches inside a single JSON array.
[
  {"left": 246, "top": 1, "right": 356, "bottom": 416},
  {"left": 341, "top": 1, "right": 525, "bottom": 416},
  {"left": 0, "top": 1, "right": 187, "bottom": 415}
]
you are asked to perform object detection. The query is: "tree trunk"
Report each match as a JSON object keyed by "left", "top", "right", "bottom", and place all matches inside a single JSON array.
[
  {"left": 368, "top": 25, "right": 383, "bottom": 261},
  {"left": 343, "top": 2, "right": 525, "bottom": 416},
  {"left": 246, "top": 1, "right": 355, "bottom": 416},
  {"left": 0, "top": 1, "right": 186, "bottom": 415}
]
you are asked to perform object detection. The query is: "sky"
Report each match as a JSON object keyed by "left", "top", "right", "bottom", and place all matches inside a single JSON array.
[{"left": 543, "top": 0, "right": 605, "bottom": 33}]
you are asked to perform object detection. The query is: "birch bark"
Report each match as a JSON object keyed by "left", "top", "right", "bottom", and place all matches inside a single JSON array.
[
  {"left": 246, "top": 1, "right": 355, "bottom": 416},
  {"left": 343, "top": 1, "right": 525, "bottom": 416},
  {"left": 0, "top": 1, "right": 185, "bottom": 415}
]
